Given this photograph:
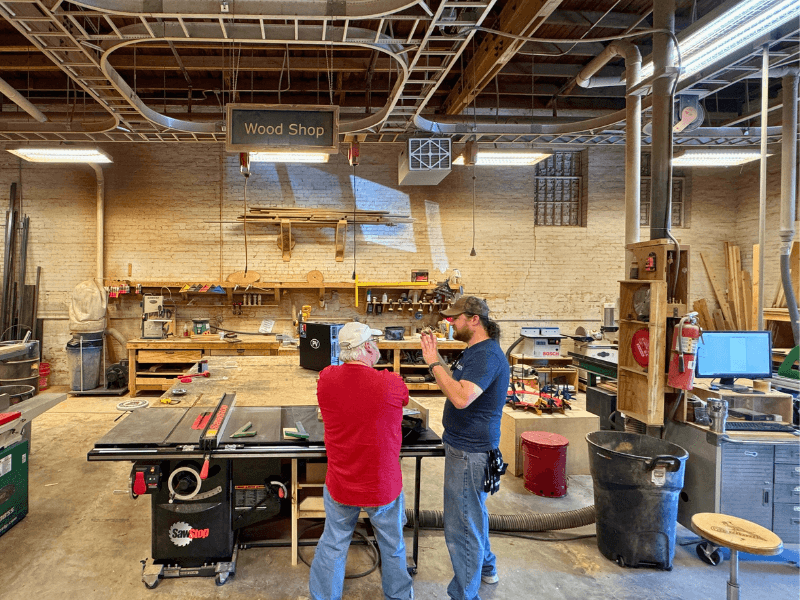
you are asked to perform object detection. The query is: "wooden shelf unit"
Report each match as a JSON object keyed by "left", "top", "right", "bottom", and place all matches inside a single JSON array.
[
  {"left": 617, "top": 279, "right": 668, "bottom": 425},
  {"left": 376, "top": 339, "right": 466, "bottom": 391}
]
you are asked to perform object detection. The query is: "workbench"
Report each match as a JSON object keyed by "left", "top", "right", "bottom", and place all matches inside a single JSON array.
[
  {"left": 88, "top": 355, "right": 444, "bottom": 588},
  {"left": 126, "top": 337, "right": 290, "bottom": 396},
  {"left": 376, "top": 338, "right": 466, "bottom": 390},
  {"left": 687, "top": 379, "right": 794, "bottom": 424}
]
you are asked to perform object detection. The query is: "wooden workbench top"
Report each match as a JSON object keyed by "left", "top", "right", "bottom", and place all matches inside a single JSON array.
[
  {"left": 128, "top": 337, "right": 285, "bottom": 350},
  {"left": 153, "top": 355, "right": 319, "bottom": 408}
]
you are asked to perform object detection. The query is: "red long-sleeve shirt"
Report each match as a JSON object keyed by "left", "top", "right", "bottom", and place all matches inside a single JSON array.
[{"left": 316, "top": 363, "right": 409, "bottom": 507}]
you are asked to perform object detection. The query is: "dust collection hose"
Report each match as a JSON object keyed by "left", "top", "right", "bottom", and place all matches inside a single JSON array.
[{"left": 405, "top": 505, "right": 596, "bottom": 532}]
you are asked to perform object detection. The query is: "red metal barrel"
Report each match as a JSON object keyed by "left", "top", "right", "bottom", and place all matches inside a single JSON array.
[{"left": 521, "top": 431, "right": 569, "bottom": 497}]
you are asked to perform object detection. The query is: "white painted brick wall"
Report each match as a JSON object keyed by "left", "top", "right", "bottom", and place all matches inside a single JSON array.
[{"left": 0, "top": 143, "right": 783, "bottom": 384}]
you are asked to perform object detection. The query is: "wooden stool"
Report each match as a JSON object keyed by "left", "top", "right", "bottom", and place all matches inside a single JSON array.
[{"left": 691, "top": 513, "right": 783, "bottom": 600}]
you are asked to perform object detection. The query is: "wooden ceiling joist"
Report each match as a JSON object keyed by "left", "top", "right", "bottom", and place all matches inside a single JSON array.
[{"left": 441, "top": 0, "right": 563, "bottom": 115}]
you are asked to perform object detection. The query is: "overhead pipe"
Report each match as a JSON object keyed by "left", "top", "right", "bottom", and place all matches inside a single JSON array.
[
  {"left": 89, "top": 164, "right": 105, "bottom": 284},
  {"left": 649, "top": 0, "right": 675, "bottom": 242},
  {"left": 575, "top": 41, "right": 641, "bottom": 275},
  {"left": 0, "top": 76, "right": 48, "bottom": 123},
  {"left": 779, "top": 70, "right": 799, "bottom": 343}
]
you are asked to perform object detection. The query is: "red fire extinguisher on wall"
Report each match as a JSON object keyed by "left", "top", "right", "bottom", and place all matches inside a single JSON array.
[{"left": 667, "top": 312, "right": 702, "bottom": 390}]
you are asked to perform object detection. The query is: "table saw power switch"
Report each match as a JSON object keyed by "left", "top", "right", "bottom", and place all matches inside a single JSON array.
[{"left": 132, "top": 464, "right": 161, "bottom": 495}]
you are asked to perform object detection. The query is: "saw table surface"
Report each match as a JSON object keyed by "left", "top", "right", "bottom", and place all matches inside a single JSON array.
[{"left": 149, "top": 355, "right": 322, "bottom": 408}]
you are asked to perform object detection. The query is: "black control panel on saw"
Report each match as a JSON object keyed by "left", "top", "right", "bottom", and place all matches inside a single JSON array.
[{"left": 131, "top": 464, "right": 162, "bottom": 496}]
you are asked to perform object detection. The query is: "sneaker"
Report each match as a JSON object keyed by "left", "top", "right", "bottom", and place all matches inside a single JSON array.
[{"left": 481, "top": 573, "right": 499, "bottom": 584}]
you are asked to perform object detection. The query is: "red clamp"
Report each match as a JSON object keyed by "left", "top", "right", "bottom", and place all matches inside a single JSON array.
[{"left": 179, "top": 372, "right": 210, "bottom": 383}]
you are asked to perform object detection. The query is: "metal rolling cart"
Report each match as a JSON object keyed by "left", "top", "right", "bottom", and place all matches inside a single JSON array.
[{"left": 665, "top": 420, "right": 800, "bottom": 564}]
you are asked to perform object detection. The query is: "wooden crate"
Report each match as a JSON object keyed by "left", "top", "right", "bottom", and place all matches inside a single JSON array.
[{"left": 499, "top": 407, "right": 600, "bottom": 477}]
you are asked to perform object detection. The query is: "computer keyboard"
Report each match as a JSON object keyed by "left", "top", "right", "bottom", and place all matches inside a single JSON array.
[{"left": 725, "top": 421, "right": 798, "bottom": 433}]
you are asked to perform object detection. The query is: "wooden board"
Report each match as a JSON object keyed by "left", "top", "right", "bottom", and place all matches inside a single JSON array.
[
  {"left": 692, "top": 299, "right": 714, "bottom": 331},
  {"left": 700, "top": 252, "right": 735, "bottom": 327},
  {"left": 227, "top": 270, "right": 261, "bottom": 285}
]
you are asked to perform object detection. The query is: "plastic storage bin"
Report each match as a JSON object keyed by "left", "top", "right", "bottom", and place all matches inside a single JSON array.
[
  {"left": 66, "top": 336, "right": 103, "bottom": 391},
  {"left": 587, "top": 431, "right": 688, "bottom": 570}
]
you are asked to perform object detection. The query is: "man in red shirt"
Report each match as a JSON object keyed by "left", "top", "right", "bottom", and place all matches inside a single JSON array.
[{"left": 309, "top": 321, "right": 414, "bottom": 600}]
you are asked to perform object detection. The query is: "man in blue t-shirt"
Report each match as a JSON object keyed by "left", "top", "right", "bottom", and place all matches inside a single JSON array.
[{"left": 420, "top": 296, "right": 510, "bottom": 600}]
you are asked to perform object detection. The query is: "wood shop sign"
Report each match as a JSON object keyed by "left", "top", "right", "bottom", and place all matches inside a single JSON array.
[{"left": 226, "top": 104, "right": 339, "bottom": 153}]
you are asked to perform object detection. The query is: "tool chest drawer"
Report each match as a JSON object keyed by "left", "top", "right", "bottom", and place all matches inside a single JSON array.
[
  {"left": 773, "top": 483, "right": 800, "bottom": 503},
  {"left": 206, "top": 349, "right": 269, "bottom": 356},
  {"left": 772, "top": 504, "right": 800, "bottom": 543},
  {"left": 774, "top": 462, "right": 800, "bottom": 485},
  {"left": 137, "top": 350, "right": 202, "bottom": 363},
  {"left": 775, "top": 446, "right": 800, "bottom": 464}
]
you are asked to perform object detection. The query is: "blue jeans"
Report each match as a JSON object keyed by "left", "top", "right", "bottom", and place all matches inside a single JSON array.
[
  {"left": 444, "top": 442, "right": 496, "bottom": 600},
  {"left": 309, "top": 485, "right": 413, "bottom": 600}
]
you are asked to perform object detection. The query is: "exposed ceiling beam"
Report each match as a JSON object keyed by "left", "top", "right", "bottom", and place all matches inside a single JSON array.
[{"left": 442, "top": 0, "right": 563, "bottom": 115}]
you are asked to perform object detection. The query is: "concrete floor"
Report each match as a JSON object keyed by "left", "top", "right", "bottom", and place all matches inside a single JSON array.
[{"left": 2, "top": 389, "right": 798, "bottom": 600}]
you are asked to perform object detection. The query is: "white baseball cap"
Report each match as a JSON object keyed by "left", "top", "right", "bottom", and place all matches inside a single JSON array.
[{"left": 339, "top": 322, "right": 382, "bottom": 349}]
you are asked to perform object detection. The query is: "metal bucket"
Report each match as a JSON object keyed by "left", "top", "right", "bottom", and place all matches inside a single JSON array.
[
  {"left": 0, "top": 357, "right": 38, "bottom": 379},
  {"left": 0, "top": 384, "right": 36, "bottom": 407}
]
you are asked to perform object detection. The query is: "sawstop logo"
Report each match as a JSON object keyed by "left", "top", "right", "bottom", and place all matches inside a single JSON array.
[{"left": 169, "top": 521, "right": 210, "bottom": 547}]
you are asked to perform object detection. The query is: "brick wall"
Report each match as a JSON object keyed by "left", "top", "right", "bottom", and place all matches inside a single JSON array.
[{"left": 0, "top": 143, "right": 785, "bottom": 384}]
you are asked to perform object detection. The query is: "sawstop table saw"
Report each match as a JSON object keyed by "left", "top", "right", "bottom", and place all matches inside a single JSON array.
[{"left": 87, "top": 385, "right": 444, "bottom": 589}]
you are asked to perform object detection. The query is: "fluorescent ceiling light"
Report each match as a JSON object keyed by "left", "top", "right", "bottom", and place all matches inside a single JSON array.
[
  {"left": 7, "top": 147, "right": 113, "bottom": 163},
  {"left": 453, "top": 150, "right": 552, "bottom": 166},
  {"left": 641, "top": 0, "right": 800, "bottom": 81},
  {"left": 672, "top": 149, "right": 767, "bottom": 167},
  {"left": 249, "top": 151, "right": 329, "bottom": 164}
]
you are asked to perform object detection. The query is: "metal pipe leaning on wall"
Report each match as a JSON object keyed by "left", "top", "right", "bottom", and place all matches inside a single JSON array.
[{"left": 406, "top": 505, "right": 596, "bottom": 532}]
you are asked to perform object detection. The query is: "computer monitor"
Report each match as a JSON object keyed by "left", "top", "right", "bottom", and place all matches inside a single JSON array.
[{"left": 695, "top": 330, "right": 772, "bottom": 393}]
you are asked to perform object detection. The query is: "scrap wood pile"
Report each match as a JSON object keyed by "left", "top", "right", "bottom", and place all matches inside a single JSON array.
[
  {"left": 237, "top": 207, "right": 413, "bottom": 225},
  {"left": 693, "top": 241, "right": 798, "bottom": 338}
]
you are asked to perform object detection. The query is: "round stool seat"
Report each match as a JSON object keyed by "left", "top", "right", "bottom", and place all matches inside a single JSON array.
[{"left": 691, "top": 513, "right": 783, "bottom": 556}]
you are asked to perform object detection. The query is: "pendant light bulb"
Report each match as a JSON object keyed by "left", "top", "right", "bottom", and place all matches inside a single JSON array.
[{"left": 470, "top": 247, "right": 477, "bottom": 257}]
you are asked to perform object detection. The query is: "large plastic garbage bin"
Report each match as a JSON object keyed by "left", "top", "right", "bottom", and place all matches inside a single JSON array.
[
  {"left": 587, "top": 431, "right": 688, "bottom": 570},
  {"left": 66, "top": 336, "right": 103, "bottom": 391}
]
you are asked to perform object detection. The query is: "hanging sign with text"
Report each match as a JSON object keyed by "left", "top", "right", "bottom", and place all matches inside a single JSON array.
[{"left": 226, "top": 104, "right": 339, "bottom": 153}]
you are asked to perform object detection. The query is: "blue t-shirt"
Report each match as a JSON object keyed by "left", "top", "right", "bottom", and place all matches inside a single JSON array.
[{"left": 442, "top": 339, "right": 510, "bottom": 452}]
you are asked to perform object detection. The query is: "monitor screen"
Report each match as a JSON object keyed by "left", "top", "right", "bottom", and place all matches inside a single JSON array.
[{"left": 695, "top": 330, "right": 772, "bottom": 384}]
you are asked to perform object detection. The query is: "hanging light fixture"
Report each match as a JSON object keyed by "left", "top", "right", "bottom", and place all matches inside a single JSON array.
[
  {"left": 248, "top": 152, "right": 330, "bottom": 164},
  {"left": 640, "top": 0, "right": 800, "bottom": 81},
  {"left": 7, "top": 147, "right": 113, "bottom": 164},
  {"left": 672, "top": 148, "right": 767, "bottom": 167},
  {"left": 453, "top": 148, "right": 552, "bottom": 166}
]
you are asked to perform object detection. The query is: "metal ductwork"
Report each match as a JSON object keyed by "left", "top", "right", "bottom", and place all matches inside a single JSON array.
[{"left": 0, "top": 76, "right": 47, "bottom": 123}]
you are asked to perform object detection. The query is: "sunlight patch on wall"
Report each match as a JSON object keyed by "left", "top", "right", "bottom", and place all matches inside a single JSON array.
[
  {"left": 352, "top": 175, "right": 416, "bottom": 252},
  {"left": 424, "top": 200, "right": 449, "bottom": 273}
]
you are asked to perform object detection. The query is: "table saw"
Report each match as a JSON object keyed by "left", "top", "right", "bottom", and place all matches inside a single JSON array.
[{"left": 87, "top": 390, "right": 444, "bottom": 589}]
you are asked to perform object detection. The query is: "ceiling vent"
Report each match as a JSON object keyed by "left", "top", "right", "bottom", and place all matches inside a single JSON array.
[{"left": 398, "top": 138, "right": 452, "bottom": 185}]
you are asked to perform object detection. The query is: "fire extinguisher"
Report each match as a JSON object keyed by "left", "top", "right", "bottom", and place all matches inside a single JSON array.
[{"left": 667, "top": 312, "right": 701, "bottom": 390}]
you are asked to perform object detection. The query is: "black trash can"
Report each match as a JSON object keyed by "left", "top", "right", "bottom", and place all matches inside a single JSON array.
[{"left": 586, "top": 431, "right": 688, "bottom": 570}]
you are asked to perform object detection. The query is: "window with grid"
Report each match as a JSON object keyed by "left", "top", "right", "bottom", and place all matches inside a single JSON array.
[
  {"left": 532, "top": 152, "right": 583, "bottom": 226},
  {"left": 640, "top": 153, "right": 685, "bottom": 227}
]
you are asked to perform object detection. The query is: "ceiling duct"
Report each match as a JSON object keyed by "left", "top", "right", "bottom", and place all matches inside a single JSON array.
[{"left": 398, "top": 138, "right": 452, "bottom": 186}]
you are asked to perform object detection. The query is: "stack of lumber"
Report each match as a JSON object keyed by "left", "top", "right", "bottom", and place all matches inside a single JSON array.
[
  {"left": 695, "top": 243, "right": 754, "bottom": 330},
  {"left": 695, "top": 240, "right": 798, "bottom": 332},
  {"left": 238, "top": 207, "right": 413, "bottom": 225}
]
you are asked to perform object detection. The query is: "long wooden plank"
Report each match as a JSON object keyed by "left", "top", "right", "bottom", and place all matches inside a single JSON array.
[
  {"left": 727, "top": 245, "right": 742, "bottom": 329},
  {"left": 752, "top": 244, "right": 760, "bottom": 327},
  {"left": 700, "top": 252, "right": 736, "bottom": 327},
  {"left": 711, "top": 309, "right": 727, "bottom": 330},
  {"left": 693, "top": 299, "right": 714, "bottom": 331},
  {"left": 742, "top": 271, "right": 753, "bottom": 330}
]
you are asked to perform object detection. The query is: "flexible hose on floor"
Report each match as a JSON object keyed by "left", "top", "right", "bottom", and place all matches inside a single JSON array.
[{"left": 406, "top": 505, "right": 596, "bottom": 532}]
